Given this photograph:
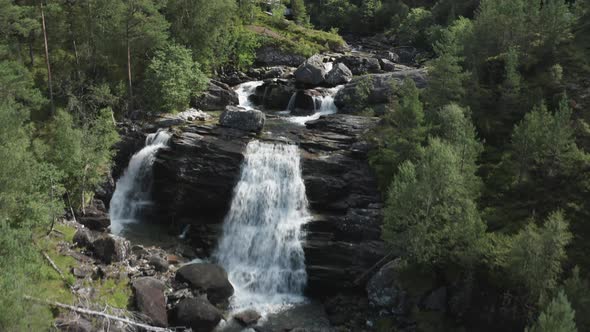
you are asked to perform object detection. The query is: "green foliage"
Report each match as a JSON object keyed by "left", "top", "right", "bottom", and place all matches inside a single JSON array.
[
  {"left": 424, "top": 38, "right": 469, "bottom": 110},
  {"left": 430, "top": 104, "right": 483, "bottom": 194},
  {"left": 563, "top": 267, "right": 590, "bottom": 332},
  {"left": 505, "top": 211, "right": 572, "bottom": 304},
  {"left": 510, "top": 98, "right": 587, "bottom": 183},
  {"left": 291, "top": 0, "right": 308, "bottom": 25},
  {"left": 145, "top": 43, "right": 208, "bottom": 113},
  {"left": 254, "top": 12, "right": 345, "bottom": 57},
  {"left": 369, "top": 78, "right": 427, "bottom": 190},
  {"left": 166, "top": 0, "right": 237, "bottom": 69},
  {"left": 526, "top": 291, "right": 577, "bottom": 332},
  {"left": 396, "top": 8, "right": 435, "bottom": 49},
  {"left": 383, "top": 138, "right": 485, "bottom": 267},
  {"left": 41, "top": 108, "right": 118, "bottom": 209}
]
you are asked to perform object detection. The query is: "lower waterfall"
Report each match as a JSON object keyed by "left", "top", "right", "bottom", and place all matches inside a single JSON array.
[
  {"left": 109, "top": 129, "right": 170, "bottom": 235},
  {"left": 213, "top": 140, "right": 310, "bottom": 313}
]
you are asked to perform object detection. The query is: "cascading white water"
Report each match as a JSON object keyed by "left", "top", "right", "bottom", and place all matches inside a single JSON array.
[
  {"left": 213, "top": 140, "right": 310, "bottom": 314},
  {"left": 109, "top": 129, "right": 171, "bottom": 235},
  {"left": 235, "top": 81, "right": 264, "bottom": 110},
  {"left": 324, "top": 61, "right": 334, "bottom": 73},
  {"left": 287, "top": 85, "right": 344, "bottom": 125}
]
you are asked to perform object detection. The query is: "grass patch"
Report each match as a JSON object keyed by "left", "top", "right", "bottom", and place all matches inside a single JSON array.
[
  {"left": 91, "top": 277, "right": 131, "bottom": 309},
  {"left": 250, "top": 13, "right": 345, "bottom": 58}
]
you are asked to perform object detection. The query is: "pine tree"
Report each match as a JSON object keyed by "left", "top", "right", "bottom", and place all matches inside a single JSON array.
[
  {"left": 291, "top": 0, "right": 308, "bottom": 25},
  {"left": 526, "top": 291, "right": 577, "bottom": 332},
  {"left": 506, "top": 211, "right": 572, "bottom": 304},
  {"left": 383, "top": 138, "right": 485, "bottom": 267},
  {"left": 563, "top": 267, "right": 590, "bottom": 332},
  {"left": 369, "top": 78, "right": 427, "bottom": 190}
]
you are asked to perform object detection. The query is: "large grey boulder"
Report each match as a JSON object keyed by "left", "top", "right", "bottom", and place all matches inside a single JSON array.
[
  {"left": 171, "top": 297, "right": 222, "bottom": 332},
  {"left": 193, "top": 80, "right": 239, "bottom": 111},
  {"left": 175, "top": 263, "right": 234, "bottom": 306},
  {"left": 132, "top": 277, "right": 168, "bottom": 327},
  {"left": 219, "top": 106, "right": 265, "bottom": 133},
  {"left": 366, "top": 259, "right": 410, "bottom": 315},
  {"left": 253, "top": 79, "right": 296, "bottom": 110},
  {"left": 326, "top": 63, "right": 353, "bottom": 86},
  {"left": 294, "top": 54, "right": 328, "bottom": 85}
]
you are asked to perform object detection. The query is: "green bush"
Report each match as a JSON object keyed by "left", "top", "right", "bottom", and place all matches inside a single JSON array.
[{"left": 145, "top": 43, "right": 208, "bottom": 113}]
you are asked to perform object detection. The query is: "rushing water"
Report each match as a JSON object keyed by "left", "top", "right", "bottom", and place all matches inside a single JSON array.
[
  {"left": 285, "top": 85, "right": 343, "bottom": 125},
  {"left": 213, "top": 140, "right": 310, "bottom": 314},
  {"left": 235, "top": 81, "right": 264, "bottom": 110},
  {"left": 109, "top": 129, "right": 171, "bottom": 235}
]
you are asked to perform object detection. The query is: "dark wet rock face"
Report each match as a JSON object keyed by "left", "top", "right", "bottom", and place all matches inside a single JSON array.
[
  {"left": 298, "top": 115, "right": 386, "bottom": 295},
  {"left": 175, "top": 263, "right": 234, "bottom": 306},
  {"left": 171, "top": 297, "right": 222, "bottom": 332},
  {"left": 292, "top": 90, "right": 321, "bottom": 115},
  {"left": 152, "top": 124, "right": 251, "bottom": 237},
  {"left": 254, "top": 79, "right": 295, "bottom": 110},
  {"left": 132, "top": 277, "right": 168, "bottom": 327}
]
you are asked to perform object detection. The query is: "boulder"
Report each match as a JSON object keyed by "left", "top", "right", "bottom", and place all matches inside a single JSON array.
[
  {"left": 294, "top": 54, "right": 328, "bottom": 85},
  {"left": 193, "top": 80, "right": 239, "bottom": 111},
  {"left": 376, "top": 51, "right": 400, "bottom": 63},
  {"left": 148, "top": 255, "right": 170, "bottom": 272},
  {"left": 171, "top": 297, "right": 222, "bottom": 332},
  {"left": 394, "top": 46, "right": 419, "bottom": 65},
  {"left": 366, "top": 259, "right": 410, "bottom": 315},
  {"left": 175, "top": 263, "right": 234, "bottom": 305},
  {"left": 326, "top": 63, "right": 353, "bottom": 86},
  {"left": 379, "top": 58, "right": 396, "bottom": 72},
  {"left": 78, "top": 200, "right": 110, "bottom": 231},
  {"left": 74, "top": 228, "right": 129, "bottom": 264},
  {"left": 334, "top": 55, "right": 381, "bottom": 75},
  {"left": 255, "top": 45, "right": 306, "bottom": 67},
  {"left": 219, "top": 106, "right": 265, "bottom": 133},
  {"left": 233, "top": 309, "right": 262, "bottom": 326},
  {"left": 73, "top": 228, "right": 97, "bottom": 248},
  {"left": 155, "top": 108, "right": 211, "bottom": 127},
  {"left": 91, "top": 234, "right": 130, "bottom": 264},
  {"left": 132, "top": 277, "right": 168, "bottom": 327},
  {"left": 291, "top": 90, "right": 321, "bottom": 116}
]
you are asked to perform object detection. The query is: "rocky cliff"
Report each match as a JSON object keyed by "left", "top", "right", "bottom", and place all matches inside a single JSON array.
[{"left": 151, "top": 114, "right": 385, "bottom": 296}]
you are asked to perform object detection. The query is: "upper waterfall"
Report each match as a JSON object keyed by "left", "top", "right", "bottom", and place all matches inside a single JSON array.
[
  {"left": 235, "top": 81, "right": 264, "bottom": 110},
  {"left": 109, "top": 129, "right": 171, "bottom": 235},
  {"left": 287, "top": 85, "right": 344, "bottom": 125},
  {"left": 213, "top": 140, "right": 310, "bottom": 313}
]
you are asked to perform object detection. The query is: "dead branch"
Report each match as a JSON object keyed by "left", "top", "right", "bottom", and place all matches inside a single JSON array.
[
  {"left": 23, "top": 296, "right": 171, "bottom": 332},
  {"left": 42, "top": 251, "right": 66, "bottom": 281}
]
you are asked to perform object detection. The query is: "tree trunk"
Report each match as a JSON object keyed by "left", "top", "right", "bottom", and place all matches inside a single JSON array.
[{"left": 40, "top": 2, "right": 55, "bottom": 116}]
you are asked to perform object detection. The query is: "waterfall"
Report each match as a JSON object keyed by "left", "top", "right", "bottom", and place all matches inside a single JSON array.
[
  {"left": 287, "top": 85, "right": 344, "bottom": 125},
  {"left": 235, "top": 81, "right": 264, "bottom": 110},
  {"left": 109, "top": 129, "right": 171, "bottom": 235},
  {"left": 213, "top": 140, "right": 310, "bottom": 313}
]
